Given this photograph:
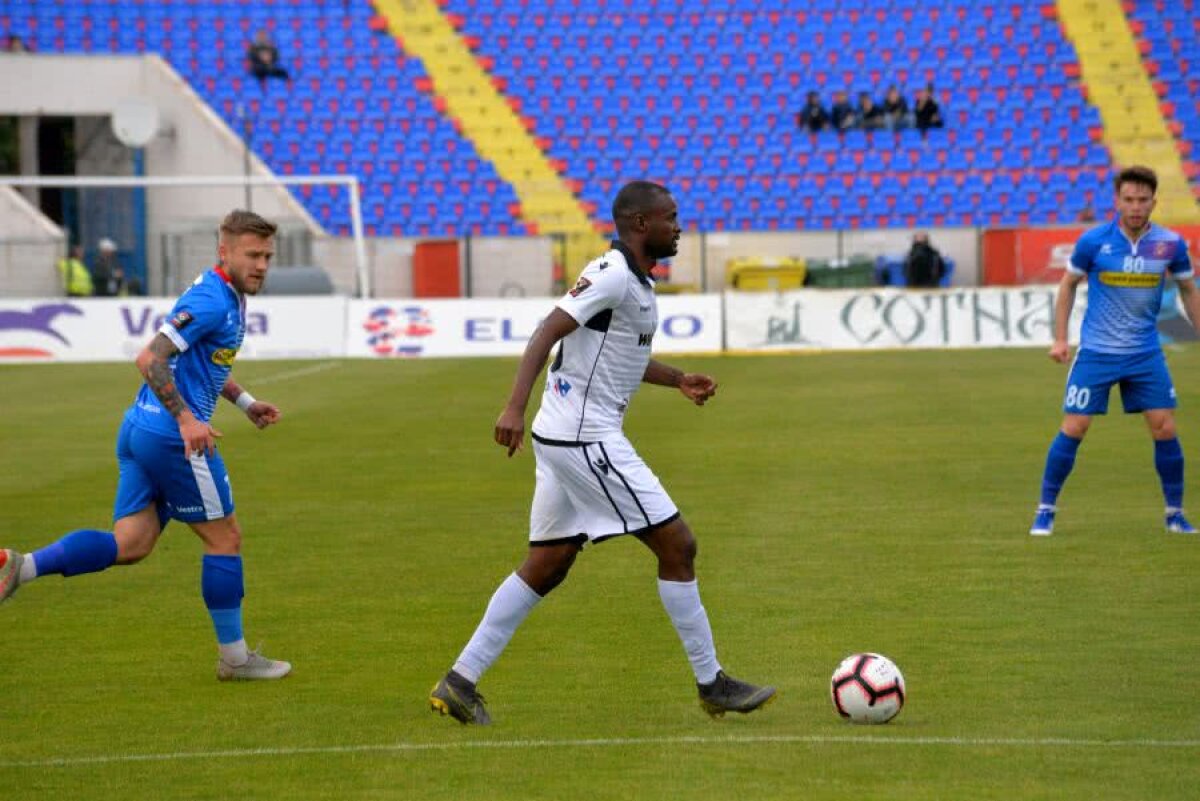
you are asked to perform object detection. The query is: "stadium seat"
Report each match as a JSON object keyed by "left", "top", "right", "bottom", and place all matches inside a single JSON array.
[{"left": 23, "top": 0, "right": 1121, "bottom": 235}]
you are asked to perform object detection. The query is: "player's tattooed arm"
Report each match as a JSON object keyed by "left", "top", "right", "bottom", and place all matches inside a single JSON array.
[
  {"left": 220, "top": 377, "right": 246, "bottom": 404},
  {"left": 221, "top": 376, "right": 281, "bottom": 429},
  {"left": 136, "top": 333, "right": 188, "bottom": 418}
]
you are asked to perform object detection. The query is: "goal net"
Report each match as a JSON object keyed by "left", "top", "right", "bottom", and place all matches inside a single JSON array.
[{"left": 0, "top": 174, "right": 369, "bottom": 298}]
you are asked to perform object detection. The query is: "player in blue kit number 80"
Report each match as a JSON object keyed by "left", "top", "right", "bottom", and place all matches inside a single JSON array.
[
  {"left": 1031, "top": 166, "right": 1200, "bottom": 537},
  {"left": 0, "top": 210, "right": 291, "bottom": 680}
]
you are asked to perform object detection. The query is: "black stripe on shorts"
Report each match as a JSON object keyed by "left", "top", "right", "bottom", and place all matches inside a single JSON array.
[
  {"left": 583, "top": 443, "right": 628, "bottom": 532},
  {"left": 530, "top": 533, "right": 588, "bottom": 548},
  {"left": 597, "top": 441, "right": 651, "bottom": 527}
]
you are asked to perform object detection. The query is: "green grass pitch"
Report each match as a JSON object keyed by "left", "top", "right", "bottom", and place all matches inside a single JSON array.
[{"left": 1, "top": 349, "right": 1198, "bottom": 799}]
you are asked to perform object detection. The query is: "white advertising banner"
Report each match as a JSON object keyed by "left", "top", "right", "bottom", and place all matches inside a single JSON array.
[
  {"left": 655, "top": 294, "right": 724, "bottom": 354},
  {"left": 0, "top": 297, "right": 346, "bottom": 363},
  {"left": 725, "top": 286, "right": 1086, "bottom": 351},
  {"left": 21, "top": 285, "right": 1182, "bottom": 361},
  {"left": 344, "top": 294, "right": 723, "bottom": 358}
]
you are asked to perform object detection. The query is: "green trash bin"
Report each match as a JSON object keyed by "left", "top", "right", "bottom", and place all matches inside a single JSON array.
[
  {"left": 804, "top": 258, "right": 836, "bottom": 287},
  {"left": 806, "top": 257, "right": 875, "bottom": 288},
  {"left": 839, "top": 256, "right": 876, "bottom": 287}
]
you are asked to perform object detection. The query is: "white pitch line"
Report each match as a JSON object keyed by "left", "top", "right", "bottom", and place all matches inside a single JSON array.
[
  {"left": 250, "top": 361, "right": 341, "bottom": 386},
  {"left": 3, "top": 733, "right": 1199, "bottom": 769}
]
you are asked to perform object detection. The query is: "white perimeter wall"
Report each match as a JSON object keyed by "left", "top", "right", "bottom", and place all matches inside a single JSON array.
[
  {"left": 674, "top": 227, "right": 980, "bottom": 289},
  {"left": 317, "top": 235, "right": 556, "bottom": 298},
  {"left": 0, "top": 185, "right": 66, "bottom": 296}
]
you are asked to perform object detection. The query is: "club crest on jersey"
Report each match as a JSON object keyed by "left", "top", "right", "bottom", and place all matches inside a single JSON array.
[
  {"left": 169, "top": 311, "right": 194, "bottom": 331},
  {"left": 552, "top": 377, "right": 571, "bottom": 396},
  {"left": 1149, "top": 240, "right": 1175, "bottom": 259},
  {"left": 569, "top": 276, "right": 592, "bottom": 297},
  {"left": 211, "top": 348, "right": 238, "bottom": 366}
]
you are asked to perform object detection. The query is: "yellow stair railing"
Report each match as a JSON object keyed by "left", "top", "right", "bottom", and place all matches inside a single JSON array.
[{"left": 372, "top": 0, "right": 608, "bottom": 280}]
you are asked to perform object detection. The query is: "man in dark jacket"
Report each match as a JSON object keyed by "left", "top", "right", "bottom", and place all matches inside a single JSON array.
[
  {"left": 882, "top": 85, "right": 909, "bottom": 130},
  {"left": 904, "top": 233, "right": 946, "bottom": 288},
  {"left": 798, "top": 91, "right": 829, "bottom": 133},
  {"left": 914, "top": 87, "right": 944, "bottom": 134},
  {"left": 91, "top": 238, "right": 121, "bottom": 297},
  {"left": 247, "top": 30, "right": 290, "bottom": 86},
  {"left": 857, "top": 92, "right": 886, "bottom": 130},
  {"left": 830, "top": 90, "right": 857, "bottom": 131}
]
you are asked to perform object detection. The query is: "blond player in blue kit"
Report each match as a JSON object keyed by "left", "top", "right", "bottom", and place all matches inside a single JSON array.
[
  {"left": 429, "top": 181, "right": 775, "bottom": 724},
  {"left": 1031, "top": 166, "right": 1200, "bottom": 536},
  {"left": 0, "top": 210, "right": 291, "bottom": 680}
]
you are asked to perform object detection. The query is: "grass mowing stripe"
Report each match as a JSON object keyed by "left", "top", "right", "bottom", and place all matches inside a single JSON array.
[
  {"left": 250, "top": 361, "right": 341, "bottom": 385},
  {"left": 6, "top": 733, "right": 1199, "bottom": 768}
]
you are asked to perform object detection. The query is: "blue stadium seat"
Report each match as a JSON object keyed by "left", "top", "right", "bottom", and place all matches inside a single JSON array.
[{"left": 28, "top": 0, "right": 1127, "bottom": 233}]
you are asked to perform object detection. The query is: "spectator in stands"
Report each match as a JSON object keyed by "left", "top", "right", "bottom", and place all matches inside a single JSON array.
[
  {"left": 903, "top": 232, "right": 946, "bottom": 288},
  {"left": 914, "top": 86, "right": 944, "bottom": 134},
  {"left": 882, "top": 85, "right": 909, "bottom": 130},
  {"left": 857, "top": 92, "right": 886, "bottom": 131},
  {"left": 92, "top": 238, "right": 128, "bottom": 297},
  {"left": 57, "top": 245, "right": 94, "bottom": 298},
  {"left": 798, "top": 91, "right": 829, "bottom": 133},
  {"left": 830, "top": 90, "right": 857, "bottom": 132},
  {"left": 3, "top": 34, "right": 30, "bottom": 53},
  {"left": 247, "top": 30, "right": 290, "bottom": 87},
  {"left": 1077, "top": 207, "right": 1098, "bottom": 223}
]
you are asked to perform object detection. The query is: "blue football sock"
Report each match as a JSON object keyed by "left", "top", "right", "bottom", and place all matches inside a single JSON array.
[
  {"left": 201, "top": 555, "right": 245, "bottom": 645},
  {"left": 1154, "top": 438, "right": 1185, "bottom": 509},
  {"left": 32, "top": 530, "right": 118, "bottom": 577},
  {"left": 1040, "top": 432, "right": 1082, "bottom": 507}
]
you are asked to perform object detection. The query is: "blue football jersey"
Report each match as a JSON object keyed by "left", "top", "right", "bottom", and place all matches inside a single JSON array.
[
  {"left": 1069, "top": 220, "right": 1193, "bottom": 354},
  {"left": 127, "top": 267, "right": 246, "bottom": 439}
]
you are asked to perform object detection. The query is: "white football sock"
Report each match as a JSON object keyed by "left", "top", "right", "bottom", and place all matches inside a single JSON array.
[
  {"left": 20, "top": 554, "right": 38, "bottom": 583},
  {"left": 453, "top": 573, "right": 541, "bottom": 684},
  {"left": 219, "top": 639, "right": 249, "bottom": 666},
  {"left": 658, "top": 578, "right": 721, "bottom": 685}
]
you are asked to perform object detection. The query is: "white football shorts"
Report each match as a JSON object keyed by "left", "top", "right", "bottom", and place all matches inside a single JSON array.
[{"left": 529, "top": 433, "right": 680, "bottom": 545}]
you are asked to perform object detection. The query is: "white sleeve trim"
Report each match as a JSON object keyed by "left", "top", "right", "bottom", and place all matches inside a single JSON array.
[
  {"left": 1172, "top": 269, "right": 1194, "bottom": 281},
  {"left": 158, "top": 322, "right": 189, "bottom": 352},
  {"left": 556, "top": 266, "right": 628, "bottom": 325},
  {"left": 555, "top": 300, "right": 589, "bottom": 326},
  {"left": 1066, "top": 264, "right": 1087, "bottom": 276}
]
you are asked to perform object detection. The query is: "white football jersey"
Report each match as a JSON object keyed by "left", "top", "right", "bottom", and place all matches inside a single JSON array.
[{"left": 531, "top": 242, "right": 658, "bottom": 442}]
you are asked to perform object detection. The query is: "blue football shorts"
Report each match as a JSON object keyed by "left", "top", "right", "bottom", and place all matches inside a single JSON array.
[
  {"left": 1062, "top": 348, "right": 1176, "bottom": 415},
  {"left": 113, "top": 413, "right": 235, "bottom": 527}
]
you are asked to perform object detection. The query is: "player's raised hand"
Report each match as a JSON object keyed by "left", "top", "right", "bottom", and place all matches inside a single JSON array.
[
  {"left": 179, "top": 415, "right": 222, "bottom": 458},
  {"left": 1048, "top": 340, "right": 1071, "bottom": 364},
  {"left": 495, "top": 406, "right": 525, "bottom": 457},
  {"left": 245, "top": 400, "right": 281, "bottom": 429},
  {"left": 679, "top": 373, "right": 718, "bottom": 406}
]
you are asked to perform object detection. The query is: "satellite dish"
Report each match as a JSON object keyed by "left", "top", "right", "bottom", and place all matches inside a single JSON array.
[{"left": 111, "top": 98, "right": 160, "bottom": 147}]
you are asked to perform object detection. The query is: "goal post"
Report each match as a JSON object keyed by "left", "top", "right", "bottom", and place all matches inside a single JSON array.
[{"left": 0, "top": 174, "right": 370, "bottom": 298}]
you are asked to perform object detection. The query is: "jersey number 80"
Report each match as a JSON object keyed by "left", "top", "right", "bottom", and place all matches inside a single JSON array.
[{"left": 1065, "top": 385, "right": 1091, "bottom": 409}]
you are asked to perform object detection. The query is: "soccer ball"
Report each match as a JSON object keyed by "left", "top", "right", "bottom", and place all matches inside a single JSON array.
[{"left": 830, "top": 653, "right": 906, "bottom": 724}]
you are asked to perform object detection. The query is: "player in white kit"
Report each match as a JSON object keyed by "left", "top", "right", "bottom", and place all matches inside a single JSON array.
[{"left": 430, "top": 181, "right": 775, "bottom": 724}]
